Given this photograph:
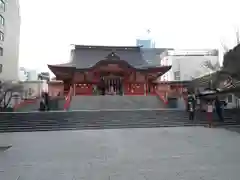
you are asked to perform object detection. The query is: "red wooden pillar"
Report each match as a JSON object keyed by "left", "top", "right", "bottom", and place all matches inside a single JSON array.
[{"left": 71, "top": 73, "right": 76, "bottom": 96}]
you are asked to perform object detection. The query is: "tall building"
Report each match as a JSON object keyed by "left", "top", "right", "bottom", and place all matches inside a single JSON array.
[
  {"left": 165, "top": 49, "right": 219, "bottom": 81},
  {"left": 19, "top": 67, "right": 38, "bottom": 81},
  {"left": 0, "top": 0, "right": 21, "bottom": 81},
  {"left": 136, "top": 29, "right": 155, "bottom": 48},
  {"left": 136, "top": 39, "right": 155, "bottom": 48},
  {"left": 141, "top": 48, "right": 170, "bottom": 65}
]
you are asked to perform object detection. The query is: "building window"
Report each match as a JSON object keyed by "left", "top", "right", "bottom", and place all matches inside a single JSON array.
[
  {"left": 227, "top": 94, "right": 233, "bottom": 103},
  {"left": 0, "top": 31, "right": 4, "bottom": 41},
  {"left": 0, "top": 0, "right": 5, "bottom": 12},
  {"left": 175, "top": 76, "right": 180, "bottom": 81},
  {"left": 174, "top": 71, "right": 180, "bottom": 81},
  {"left": 0, "top": 47, "right": 2, "bottom": 56},
  {"left": 0, "top": 15, "right": 4, "bottom": 26},
  {"left": 0, "top": 64, "right": 2, "bottom": 73}
]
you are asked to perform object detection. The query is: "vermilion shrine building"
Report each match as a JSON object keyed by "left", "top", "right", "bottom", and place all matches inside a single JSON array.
[{"left": 48, "top": 45, "right": 174, "bottom": 96}]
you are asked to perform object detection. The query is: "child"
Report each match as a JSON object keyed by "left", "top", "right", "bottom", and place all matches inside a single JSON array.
[
  {"left": 188, "top": 101, "right": 195, "bottom": 120},
  {"left": 207, "top": 101, "right": 213, "bottom": 128}
]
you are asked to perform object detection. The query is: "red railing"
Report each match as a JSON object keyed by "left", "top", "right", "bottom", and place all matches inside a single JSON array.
[
  {"left": 63, "top": 86, "right": 73, "bottom": 111},
  {"left": 155, "top": 90, "right": 168, "bottom": 104}
]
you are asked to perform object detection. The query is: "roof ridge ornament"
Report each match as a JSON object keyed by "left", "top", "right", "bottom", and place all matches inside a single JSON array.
[{"left": 105, "top": 52, "right": 121, "bottom": 60}]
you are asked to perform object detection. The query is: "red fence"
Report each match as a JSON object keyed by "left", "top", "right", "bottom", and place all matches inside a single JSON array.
[
  {"left": 63, "top": 87, "right": 73, "bottom": 110},
  {"left": 155, "top": 90, "right": 168, "bottom": 104}
]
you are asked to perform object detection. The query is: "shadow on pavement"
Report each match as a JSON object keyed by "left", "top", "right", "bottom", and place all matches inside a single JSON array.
[{"left": 0, "top": 145, "right": 12, "bottom": 152}]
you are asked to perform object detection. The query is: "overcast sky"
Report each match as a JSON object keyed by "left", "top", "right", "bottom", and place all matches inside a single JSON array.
[{"left": 19, "top": 0, "right": 240, "bottom": 72}]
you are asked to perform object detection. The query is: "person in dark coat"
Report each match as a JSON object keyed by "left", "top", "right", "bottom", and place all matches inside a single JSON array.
[
  {"left": 100, "top": 77, "right": 105, "bottom": 95},
  {"left": 187, "top": 94, "right": 196, "bottom": 121},
  {"left": 44, "top": 92, "right": 50, "bottom": 111},
  {"left": 39, "top": 98, "right": 45, "bottom": 111},
  {"left": 214, "top": 96, "right": 224, "bottom": 122}
]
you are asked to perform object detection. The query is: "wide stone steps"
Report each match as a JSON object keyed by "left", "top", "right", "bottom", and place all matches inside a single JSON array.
[
  {"left": 0, "top": 110, "right": 238, "bottom": 132},
  {"left": 0, "top": 121, "right": 237, "bottom": 133},
  {"left": 16, "top": 99, "right": 41, "bottom": 112},
  {"left": 69, "top": 95, "right": 166, "bottom": 110},
  {"left": 15, "top": 97, "right": 65, "bottom": 112}
]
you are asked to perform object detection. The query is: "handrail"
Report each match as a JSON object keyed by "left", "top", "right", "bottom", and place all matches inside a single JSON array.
[
  {"left": 63, "top": 86, "right": 73, "bottom": 111},
  {"left": 155, "top": 90, "right": 168, "bottom": 104}
]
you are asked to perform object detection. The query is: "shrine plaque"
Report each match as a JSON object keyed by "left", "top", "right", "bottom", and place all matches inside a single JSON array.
[
  {"left": 136, "top": 72, "right": 145, "bottom": 82},
  {"left": 74, "top": 73, "right": 84, "bottom": 82},
  {"left": 107, "top": 64, "right": 119, "bottom": 68}
]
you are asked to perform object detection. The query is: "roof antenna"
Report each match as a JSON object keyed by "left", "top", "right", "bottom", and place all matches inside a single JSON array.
[
  {"left": 235, "top": 27, "right": 240, "bottom": 45},
  {"left": 147, "top": 29, "right": 151, "bottom": 34}
]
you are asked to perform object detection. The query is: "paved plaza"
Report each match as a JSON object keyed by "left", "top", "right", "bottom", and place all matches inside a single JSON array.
[{"left": 0, "top": 127, "right": 240, "bottom": 180}]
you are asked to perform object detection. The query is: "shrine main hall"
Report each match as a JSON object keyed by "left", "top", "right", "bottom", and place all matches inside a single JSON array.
[{"left": 48, "top": 45, "right": 172, "bottom": 96}]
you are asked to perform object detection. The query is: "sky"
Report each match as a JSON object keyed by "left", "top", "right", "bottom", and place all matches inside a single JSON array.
[{"left": 19, "top": 0, "right": 240, "bottom": 72}]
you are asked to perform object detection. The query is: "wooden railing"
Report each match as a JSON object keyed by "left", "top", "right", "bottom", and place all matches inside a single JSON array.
[{"left": 63, "top": 86, "right": 73, "bottom": 111}]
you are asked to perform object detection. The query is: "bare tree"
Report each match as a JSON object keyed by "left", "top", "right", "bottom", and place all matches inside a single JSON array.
[
  {"left": 0, "top": 81, "right": 23, "bottom": 110},
  {"left": 221, "top": 31, "right": 240, "bottom": 81},
  {"left": 202, "top": 60, "right": 221, "bottom": 72},
  {"left": 38, "top": 72, "right": 50, "bottom": 81},
  {"left": 212, "top": 28, "right": 240, "bottom": 88},
  {"left": 235, "top": 27, "right": 240, "bottom": 45},
  {"left": 200, "top": 59, "right": 221, "bottom": 89},
  {"left": 221, "top": 40, "right": 229, "bottom": 54}
]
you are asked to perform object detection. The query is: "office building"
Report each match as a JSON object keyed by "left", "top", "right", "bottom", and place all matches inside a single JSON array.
[
  {"left": 0, "top": 0, "right": 21, "bottom": 81},
  {"left": 164, "top": 49, "right": 219, "bottom": 81}
]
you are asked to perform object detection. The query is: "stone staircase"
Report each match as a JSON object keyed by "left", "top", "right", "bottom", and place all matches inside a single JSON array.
[
  {"left": 15, "top": 97, "right": 65, "bottom": 112},
  {"left": 0, "top": 109, "right": 238, "bottom": 133},
  {"left": 69, "top": 95, "right": 166, "bottom": 110},
  {"left": 15, "top": 99, "right": 41, "bottom": 112},
  {"left": 0, "top": 95, "right": 239, "bottom": 133}
]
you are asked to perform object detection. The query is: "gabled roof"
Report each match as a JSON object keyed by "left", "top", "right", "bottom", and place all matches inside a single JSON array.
[
  {"left": 50, "top": 45, "right": 175, "bottom": 69},
  {"left": 54, "top": 45, "right": 147, "bottom": 69},
  {"left": 48, "top": 45, "right": 173, "bottom": 79}
]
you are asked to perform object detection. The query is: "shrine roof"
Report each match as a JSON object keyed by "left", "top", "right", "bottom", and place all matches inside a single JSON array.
[
  {"left": 74, "top": 45, "right": 141, "bottom": 50},
  {"left": 49, "top": 45, "right": 173, "bottom": 69},
  {"left": 63, "top": 45, "right": 146, "bottom": 69}
]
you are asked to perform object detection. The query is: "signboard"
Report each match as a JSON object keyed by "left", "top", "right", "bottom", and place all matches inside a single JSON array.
[
  {"left": 107, "top": 64, "right": 119, "bottom": 68},
  {"left": 99, "top": 64, "right": 123, "bottom": 72}
]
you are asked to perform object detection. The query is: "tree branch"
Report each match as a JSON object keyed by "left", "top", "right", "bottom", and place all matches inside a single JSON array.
[{"left": 4, "top": 91, "right": 13, "bottom": 108}]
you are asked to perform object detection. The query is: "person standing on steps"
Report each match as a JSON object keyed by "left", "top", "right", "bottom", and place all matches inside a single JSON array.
[
  {"left": 44, "top": 92, "right": 50, "bottom": 111},
  {"left": 214, "top": 96, "right": 224, "bottom": 122},
  {"left": 187, "top": 93, "right": 196, "bottom": 121},
  {"left": 207, "top": 100, "right": 213, "bottom": 128},
  {"left": 39, "top": 92, "right": 46, "bottom": 111},
  {"left": 188, "top": 101, "right": 195, "bottom": 120}
]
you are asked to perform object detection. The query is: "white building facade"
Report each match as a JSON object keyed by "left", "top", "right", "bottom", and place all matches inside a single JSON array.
[
  {"left": 0, "top": 0, "right": 21, "bottom": 81},
  {"left": 161, "top": 49, "right": 219, "bottom": 81},
  {"left": 19, "top": 67, "right": 38, "bottom": 81}
]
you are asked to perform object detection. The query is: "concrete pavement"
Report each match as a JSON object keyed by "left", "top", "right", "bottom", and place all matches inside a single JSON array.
[{"left": 0, "top": 127, "right": 240, "bottom": 179}]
